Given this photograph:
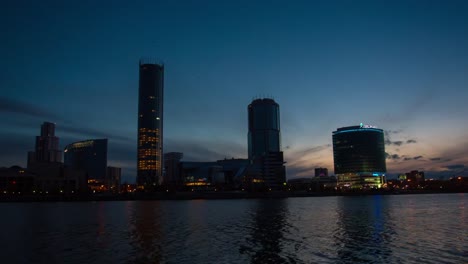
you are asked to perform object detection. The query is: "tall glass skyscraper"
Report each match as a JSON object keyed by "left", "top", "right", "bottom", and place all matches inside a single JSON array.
[
  {"left": 248, "top": 98, "right": 281, "bottom": 159},
  {"left": 137, "top": 61, "right": 164, "bottom": 188},
  {"left": 247, "top": 98, "right": 285, "bottom": 189},
  {"left": 332, "top": 124, "right": 386, "bottom": 188}
]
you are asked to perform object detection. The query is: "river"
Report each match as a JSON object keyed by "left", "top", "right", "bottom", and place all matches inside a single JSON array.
[{"left": 0, "top": 193, "right": 466, "bottom": 263}]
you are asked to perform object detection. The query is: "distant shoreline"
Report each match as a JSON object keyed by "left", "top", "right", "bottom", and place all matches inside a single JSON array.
[{"left": 0, "top": 190, "right": 466, "bottom": 202}]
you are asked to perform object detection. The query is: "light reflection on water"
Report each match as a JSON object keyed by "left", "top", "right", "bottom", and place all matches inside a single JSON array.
[{"left": 0, "top": 194, "right": 466, "bottom": 264}]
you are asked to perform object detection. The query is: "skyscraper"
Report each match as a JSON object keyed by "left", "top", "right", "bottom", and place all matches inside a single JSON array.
[
  {"left": 248, "top": 98, "right": 281, "bottom": 159},
  {"left": 27, "top": 122, "right": 62, "bottom": 165},
  {"left": 247, "top": 98, "right": 285, "bottom": 189},
  {"left": 137, "top": 60, "right": 164, "bottom": 188},
  {"left": 332, "top": 124, "right": 387, "bottom": 188}
]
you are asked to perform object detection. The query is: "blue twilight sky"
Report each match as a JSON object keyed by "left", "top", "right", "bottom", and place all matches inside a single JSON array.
[{"left": 1, "top": 0, "right": 468, "bottom": 182}]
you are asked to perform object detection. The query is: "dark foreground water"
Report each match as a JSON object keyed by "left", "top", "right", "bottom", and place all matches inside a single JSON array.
[{"left": 0, "top": 194, "right": 466, "bottom": 264}]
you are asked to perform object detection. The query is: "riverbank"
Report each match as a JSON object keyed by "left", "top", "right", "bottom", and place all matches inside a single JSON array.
[{"left": 0, "top": 189, "right": 466, "bottom": 202}]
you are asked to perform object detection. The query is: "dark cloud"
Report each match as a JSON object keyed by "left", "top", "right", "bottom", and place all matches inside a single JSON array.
[
  {"left": 286, "top": 166, "right": 315, "bottom": 178},
  {"left": 413, "top": 156, "right": 423, "bottom": 160},
  {"left": 292, "top": 144, "right": 331, "bottom": 157},
  {"left": 430, "top": 157, "right": 441, "bottom": 161},
  {"left": 384, "top": 130, "right": 417, "bottom": 147},
  {"left": 0, "top": 97, "right": 131, "bottom": 143},
  {"left": 385, "top": 152, "right": 400, "bottom": 160},
  {"left": 58, "top": 125, "right": 132, "bottom": 142},
  {"left": 404, "top": 157, "right": 412, "bottom": 161},
  {"left": 425, "top": 167, "right": 468, "bottom": 180},
  {"left": 444, "top": 164, "right": 465, "bottom": 170},
  {"left": 165, "top": 138, "right": 246, "bottom": 162},
  {"left": 384, "top": 130, "right": 403, "bottom": 136},
  {"left": 0, "top": 97, "right": 61, "bottom": 120},
  {"left": 385, "top": 139, "right": 404, "bottom": 146},
  {"left": 0, "top": 135, "right": 31, "bottom": 167}
]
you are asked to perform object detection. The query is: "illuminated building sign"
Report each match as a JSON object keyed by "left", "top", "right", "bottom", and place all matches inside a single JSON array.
[{"left": 360, "top": 123, "right": 377, "bottom": 129}]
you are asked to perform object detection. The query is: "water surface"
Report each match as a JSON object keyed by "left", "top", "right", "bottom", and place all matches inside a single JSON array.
[{"left": 1, "top": 193, "right": 466, "bottom": 263}]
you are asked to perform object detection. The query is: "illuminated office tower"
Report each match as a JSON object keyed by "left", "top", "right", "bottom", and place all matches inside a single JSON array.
[
  {"left": 332, "top": 124, "right": 386, "bottom": 188},
  {"left": 137, "top": 60, "right": 164, "bottom": 188}
]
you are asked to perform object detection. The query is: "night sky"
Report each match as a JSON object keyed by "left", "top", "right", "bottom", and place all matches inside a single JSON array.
[{"left": 1, "top": 0, "right": 468, "bottom": 183}]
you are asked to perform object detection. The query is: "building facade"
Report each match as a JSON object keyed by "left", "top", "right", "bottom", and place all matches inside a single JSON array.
[
  {"left": 106, "top": 166, "right": 121, "bottom": 193},
  {"left": 64, "top": 139, "right": 108, "bottom": 181},
  {"left": 137, "top": 61, "right": 164, "bottom": 189},
  {"left": 248, "top": 98, "right": 281, "bottom": 159},
  {"left": 332, "top": 124, "right": 386, "bottom": 188},
  {"left": 26, "top": 122, "right": 87, "bottom": 193},
  {"left": 247, "top": 98, "right": 285, "bottom": 190},
  {"left": 164, "top": 152, "right": 183, "bottom": 187},
  {"left": 27, "top": 122, "right": 62, "bottom": 166}
]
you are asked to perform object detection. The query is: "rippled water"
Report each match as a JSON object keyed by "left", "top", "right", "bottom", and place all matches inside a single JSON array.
[{"left": 0, "top": 194, "right": 466, "bottom": 263}]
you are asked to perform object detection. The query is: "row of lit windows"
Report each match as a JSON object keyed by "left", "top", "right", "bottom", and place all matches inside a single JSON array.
[
  {"left": 139, "top": 149, "right": 159, "bottom": 155},
  {"left": 138, "top": 166, "right": 158, "bottom": 170},
  {"left": 138, "top": 160, "right": 161, "bottom": 165},
  {"left": 138, "top": 154, "right": 160, "bottom": 159},
  {"left": 138, "top": 136, "right": 159, "bottom": 142},
  {"left": 139, "top": 128, "right": 160, "bottom": 133},
  {"left": 138, "top": 161, "right": 162, "bottom": 170}
]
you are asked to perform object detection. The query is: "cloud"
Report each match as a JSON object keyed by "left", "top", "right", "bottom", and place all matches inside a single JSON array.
[
  {"left": 385, "top": 152, "right": 401, "bottom": 160},
  {"left": 290, "top": 144, "right": 331, "bottom": 157},
  {"left": 0, "top": 97, "right": 132, "bottom": 143},
  {"left": 430, "top": 157, "right": 441, "bottom": 161},
  {"left": 384, "top": 130, "right": 417, "bottom": 147},
  {"left": 284, "top": 144, "right": 332, "bottom": 177},
  {"left": 165, "top": 138, "right": 246, "bottom": 162},
  {"left": 384, "top": 130, "right": 403, "bottom": 136},
  {"left": 443, "top": 164, "right": 465, "bottom": 170},
  {"left": 425, "top": 166, "right": 468, "bottom": 179},
  {"left": 0, "top": 97, "right": 61, "bottom": 120},
  {"left": 400, "top": 155, "right": 424, "bottom": 161},
  {"left": 286, "top": 166, "right": 315, "bottom": 178},
  {"left": 58, "top": 125, "right": 132, "bottom": 142},
  {"left": 385, "top": 139, "right": 403, "bottom": 146},
  {"left": 0, "top": 134, "right": 31, "bottom": 167}
]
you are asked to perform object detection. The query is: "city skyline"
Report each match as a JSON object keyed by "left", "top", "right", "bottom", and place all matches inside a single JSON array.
[{"left": 1, "top": 0, "right": 468, "bottom": 182}]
